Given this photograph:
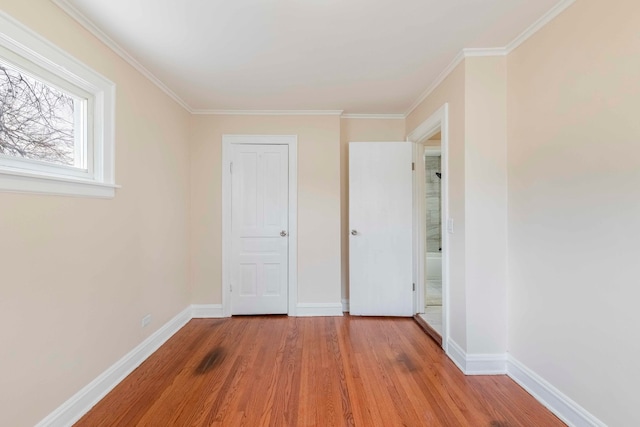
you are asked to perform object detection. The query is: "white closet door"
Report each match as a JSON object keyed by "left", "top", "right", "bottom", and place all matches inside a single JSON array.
[{"left": 231, "top": 144, "right": 289, "bottom": 314}]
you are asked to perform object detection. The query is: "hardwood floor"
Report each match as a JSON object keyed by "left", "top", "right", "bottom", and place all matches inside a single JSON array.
[
  {"left": 413, "top": 314, "right": 442, "bottom": 347},
  {"left": 76, "top": 315, "right": 564, "bottom": 426}
]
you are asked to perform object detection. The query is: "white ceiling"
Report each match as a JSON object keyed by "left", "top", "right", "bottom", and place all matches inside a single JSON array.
[{"left": 55, "top": 0, "right": 562, "bottom": 114}]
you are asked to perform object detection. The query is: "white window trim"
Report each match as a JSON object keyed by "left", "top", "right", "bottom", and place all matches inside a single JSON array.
[{"left": 0, "top": 11, "right": 118, "bottom": 198}]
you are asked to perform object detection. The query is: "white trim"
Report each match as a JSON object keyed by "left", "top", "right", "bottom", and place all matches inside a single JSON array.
[
  {"left": 506, "top": 0, "right": 577, "bottom": 53},
  {"left": 405, "top": 0, "right": 576, "bottom": 118},
  {"left": 340, "top": 114, "right": 405, "bottom": 120},
  {"left": 444, "top": 346, "right": 607, "bottom": 425},
  {"left": 405, "top": 51, "right": 464, "bottom": 118},
  {"left": 341, "top": 298, "right": 350, "bottom": 312},
  {"left": 445, "top": 339, "right": 507, "bottom": 375},
  {"left": 295, "top": 303, "right": 344, "bottom": 317},
  {"left": 0, "top": 10, "right": 117, "bottom": 198},
  {"left": 191, "top": 304, "right": 224, "bottom": 318},
  {"left": 35, "top": 304, "right": 607, "bottom": 427},
  {"left": 466, "top": 354, "right": 507, "bottom": 375},
  {"left": 193, "top": 109, "right": 344, "bottom": 116},
  {"left": 423, "top": 146, "right": 441, "bottom": 157},
  {"left": 34, "top": 306, "right": 192, "bottom": 427},
  {"left": 412, "top": 141, "right": 420, "bottom": 314},
  {"left": 404, "top": 48, "right": 505, "bottom": 118},
  {"left": 462, "top": 47, "right": 507, "bottom": 57},
  {"left": 0, "top": 171, "right": 119, "bottom": 198},
  {"left": 446, "top": 339, "right": 467, "bottom": 372},
  {"left": 507, "top": 356, "right": 606, "bottom": 427},
  {"left": 407, "top": 104, "right": 450, "bottom": 355},
  {"left": 50, "top": 0, "right": 575, "bottom": 120},
  {"left": 51, "top": 0, "right": 574, "bottom": 120},
  {"left": 51, "top": 0, "right": 191, "bottom": 112},
  {"left": 222, "top": 135, "right": 298, "bottom": 317}
]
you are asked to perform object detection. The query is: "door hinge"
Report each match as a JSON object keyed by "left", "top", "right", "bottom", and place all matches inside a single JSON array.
[
  {"left": 412, "top": 162, "right": 415, "bottom": 171},
  {"left": 230, "top": 162, "right": 233, "bottom": 174},
  {"left": 230, "top": 283, "right": 233, "bottom": 292},
  {"left": 412, "top": 283, "right": 416, "bottom": 291}
]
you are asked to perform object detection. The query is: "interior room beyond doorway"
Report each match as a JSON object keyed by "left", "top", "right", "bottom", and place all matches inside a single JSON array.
[{"left": 420, "top": 132, "right": 443, "bottom": 335}]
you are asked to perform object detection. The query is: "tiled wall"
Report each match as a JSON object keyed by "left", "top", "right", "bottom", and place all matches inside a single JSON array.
[{"left": 425, "top": 156, "right": 441, "bottom": 253}]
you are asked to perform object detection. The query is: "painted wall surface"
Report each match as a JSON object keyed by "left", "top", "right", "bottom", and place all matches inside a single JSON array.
[
  {"left": 1, "top": 0, "right": 633, "bottom": 426},
  {"left": 464, "top": 56, "right": 507, "bottom": 355},
  {"left": 339, "top": 118, "right": 406, "bottom": 301},
  {"left": 507, "top": 1, "right": 640, "bottom": 425},
  {"left": 406, "top": 63, "right": 467, "bottom": 349},
  {"left": 0, "top": 1, "right": 191, "bottom": 426},
  {"left": 190, "top": 115, "right": 342, "bottom": 306}
]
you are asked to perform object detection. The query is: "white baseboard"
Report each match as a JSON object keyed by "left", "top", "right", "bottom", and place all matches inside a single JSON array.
[
  {"left": 191, "top": 304, "right": 225, "bottom": 318},
  {"left": 37, "top": 305, "right": 605, "bottom": 427},
  {"left": 295, "top": 303, "right": 344, "bottom": 317},
  {"left": 466, "top": 353, "right": 507, "bottom": 375},
  {"left": 341, "top": 298, "right": 349, "bottom": 312},
  {"left": 36, "top": 301, "right": 342, "bottom": 425},
  {"left": 445, "top": 342, "right": 605, "bottom": 426},
  {"left": 446, "top": 339, "right": 468, "bottom": 372},
  {"left": 445, "top": 339, "right": 507, "bottom": 375},
  {"left": 35, "top": 306, "right": 192, "bottom": 427},
  {"left": 506, "top": 356, "right": 606, "bottom": 427}
]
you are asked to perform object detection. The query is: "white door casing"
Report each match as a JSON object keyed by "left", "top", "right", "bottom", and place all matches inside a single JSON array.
[
  {"left": 222, "top": 135, "right": 298, "bottom": 317},
  {"left": 407, "top": 103, "right": 450, "bottom": 352},
  {"left": 349, "top": 142, "right": 414, "bottom": 316}
]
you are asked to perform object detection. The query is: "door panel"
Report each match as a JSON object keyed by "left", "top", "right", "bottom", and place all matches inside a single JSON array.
[
  {"left": 232, "top": 144, "right": 289, "bottom": 314},
  {"left": 349, "top": 142, "right": 413, "bottom": 316}
]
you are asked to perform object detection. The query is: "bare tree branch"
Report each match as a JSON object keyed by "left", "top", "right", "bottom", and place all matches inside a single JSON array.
[{"left": 0, "top": 63, "right": 76, "bottom": 166}]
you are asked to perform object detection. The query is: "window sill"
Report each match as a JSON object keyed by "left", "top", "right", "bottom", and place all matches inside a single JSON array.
[{"left": 0, "top": 170, "right": 120, "bottom": 198}]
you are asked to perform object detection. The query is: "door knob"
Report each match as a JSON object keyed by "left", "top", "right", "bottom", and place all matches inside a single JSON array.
[
  {"left": 351, "top": 230, "right": 358, "bottom": 236},
  {"left": 280, "top": 230, "right": 288, "bottom": 237}
]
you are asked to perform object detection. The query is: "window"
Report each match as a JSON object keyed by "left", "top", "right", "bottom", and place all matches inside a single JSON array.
[{"left": 0, "top": 13, "right": 116, "bottom": 197}]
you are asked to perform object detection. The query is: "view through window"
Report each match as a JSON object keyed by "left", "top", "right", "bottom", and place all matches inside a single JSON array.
[{"left": 0, "top": 61, "right": 83, "bottom": 169}]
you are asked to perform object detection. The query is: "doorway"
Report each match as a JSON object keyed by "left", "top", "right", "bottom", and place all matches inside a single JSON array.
[
  {"left": 408, "top": 104, "right": 450, "bottom": 351},
  {"left": 221, "top": 135, "right": 298, "bottom": 317},
  {"left": 422, "top": 142, "right": 443, "bottom": 334}
]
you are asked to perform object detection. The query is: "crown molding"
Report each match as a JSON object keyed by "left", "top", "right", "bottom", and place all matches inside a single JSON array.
[
  {"left": 506, "top": 0, "right": 576, "bottom": 53},
  {"left": 404, "top": 46, "right": 508, "bottom": 118},
  {"left": 404, "top": 50, "right": 465, "bottom": 118},
  {"left": 191, "top": 109, "right": 344, "bottom": 116},
  {"left": 52, "top": 0, "right": 576, "bottom": 118},
  {"left": 405, "top": 0, "right": 576, "bottom": 118},
  {"left": 341, "top": 114, "right": 405, "bottom": 120},
  {"left": 462, "top": 47, "right": 507, "bottom": 57},
  {"left": 51, "top": 0, "right": 193, "bottom": 113}
]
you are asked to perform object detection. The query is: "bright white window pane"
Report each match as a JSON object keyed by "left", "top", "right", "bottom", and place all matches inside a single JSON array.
[{"left": 0, "top": 61, "right": 86, "bottom": 169}]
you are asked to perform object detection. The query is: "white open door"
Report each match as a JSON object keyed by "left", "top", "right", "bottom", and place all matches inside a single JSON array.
[
  {"left": 231, "top": 144, "right": 289, "bottom": 315},
  {"left": 349, "top": 142, "right": 414, "bottom": 316}
]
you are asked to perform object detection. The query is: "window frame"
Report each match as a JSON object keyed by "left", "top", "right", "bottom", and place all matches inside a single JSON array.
[{"left": 0, "top": 12, "right": 117, "bottom": 198}]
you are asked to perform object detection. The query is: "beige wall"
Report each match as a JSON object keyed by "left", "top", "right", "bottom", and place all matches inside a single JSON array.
[
  {"left": 190, "top": 115, "right": 342, "bottom": 306},
  {"left": 406, "top": 63, "right": 468, "bottom": 348},
  {"left": 406, "top": 57, "right": 508, "bottom": 355},
  {"left": 404, "top": 1, "right": 638, "bottom": 421},
  {"left": 339, "top": 118, "right": 406, "bottom": 301},
  {"left": 1, "top": 0, "right": 634, "bottom": 425},
  {"left": 0, "top": 1, "right": 191, "bottom": 426},
  {"left": 507, "top": 1, "right": 640, "bottom": 425},
  {"left": 464, "top": 56, "right": 508, "bottom": 354}
]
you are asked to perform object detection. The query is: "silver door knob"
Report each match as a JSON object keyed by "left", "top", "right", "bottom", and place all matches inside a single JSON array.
[
  {"left": 280, "top": 230, "right": 288, "bottom": 237},
  {"left": 351, "top": 230, "right": 358, "bottom": 236}
]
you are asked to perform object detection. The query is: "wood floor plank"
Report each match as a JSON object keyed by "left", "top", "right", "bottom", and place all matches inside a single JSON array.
[{"left": 75, "top": 315, "right": 565, "bottom": 427}]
